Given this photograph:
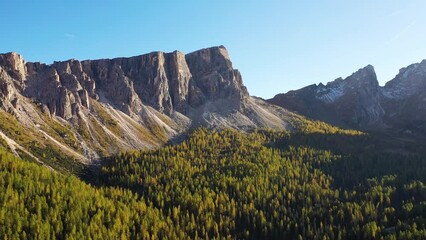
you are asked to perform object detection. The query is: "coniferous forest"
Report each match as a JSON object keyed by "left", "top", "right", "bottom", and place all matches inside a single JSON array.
[{"left": 1, "top": 124, "right": 426, "bottom": 239}]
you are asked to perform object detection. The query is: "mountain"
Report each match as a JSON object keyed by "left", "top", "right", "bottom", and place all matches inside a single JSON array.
[
  {"left": 2, "top": 45, "right": 424, "bottom": 171},
  {"left": 0, "top": 46, "right": 299, "bottom": 167},
  {"left": 1, "top": 47, "right": 426, "bottom": 239},
  {"left": 268, "top": 62, "right": 426, "bottom": 137}
]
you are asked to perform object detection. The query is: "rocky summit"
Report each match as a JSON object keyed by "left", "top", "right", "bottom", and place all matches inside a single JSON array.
[
  {"left": 268, "top": 62, "right": 426, "bottom": 137},
  {"left": 0, "top": 46, "right": 297, "bottom": 164}
]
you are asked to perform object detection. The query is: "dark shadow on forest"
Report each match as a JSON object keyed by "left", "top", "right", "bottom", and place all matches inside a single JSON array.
[{"left": 268, "top": 132, "right": 426, "bottom": 189}]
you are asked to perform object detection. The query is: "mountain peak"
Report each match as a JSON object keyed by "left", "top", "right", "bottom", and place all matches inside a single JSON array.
[
  {"left": 384, "top": 60, "right": 426, "bottom": 99},
  {"left": 186, "top": 45, "right": 232, "bottom": 69},
  {"left": 389, "top": 60, "right": 426, "bottom": 84},
  {"left": 342, "top": 64, "right": 379, "bottom": 89},
  {"left": 364, "top": 64, "right": 374, "bottom": 71},
  {"left": 185, "top": 45, "right": 248, "bottom": 110},
  {"left": 269, "top": 63, "right": 383, "bottom": 129},
  {"left": 351, "top": 64, "right": 376, "bottom": 78}
]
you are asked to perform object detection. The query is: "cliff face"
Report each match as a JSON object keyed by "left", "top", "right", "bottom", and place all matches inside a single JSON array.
[
  {"left": 19, "top": 46, "right": 249, "bottom": 120},
  {"left": 185, "top": 46, "right": 248, "bottom": 109},
  {"left": 0, "top": 46, "right": 293, "bottom": 164}
]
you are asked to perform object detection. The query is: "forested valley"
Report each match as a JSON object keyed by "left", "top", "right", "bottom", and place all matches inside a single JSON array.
[{"left": 1, "top": 122, "right": 426, "bottom": 239}]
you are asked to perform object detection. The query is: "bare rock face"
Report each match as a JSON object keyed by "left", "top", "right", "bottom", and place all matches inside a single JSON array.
[
  {"left": 85, "top": 58, "right": 144, "bottom": 114},
  {"left": 167, "top": 51, "right": 191, "bottom": 113},
  {"left": 57, "top": 87, "right": 73, "bottom": 120},
  {"left": 0, "top": 52, "right": 27, "bottom": 83},
  {"left": 0, "top": 53, "right": 28, "bottom": 113},
  {"left": 185, "top": 46, "right": 249, "bottom": 110},
  {"left": 0, "top": 66, "right": 19, "bottom": 111},
  {"left": 25, "top": 63, "right": 77, "bottom": 119},
  {"left": 118, "top": 51, "right": 174, "bottom": 114}
]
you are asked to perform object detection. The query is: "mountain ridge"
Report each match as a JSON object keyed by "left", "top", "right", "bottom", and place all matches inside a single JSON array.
[
  {"left": 2, "top": 45, "right": 425, "bottom": 171},
  {"left": 0, "top": 46, "right": 300, "bottom": 168},
  {"left": 268, "top": 61, "right": 426, "bottom": 136}
]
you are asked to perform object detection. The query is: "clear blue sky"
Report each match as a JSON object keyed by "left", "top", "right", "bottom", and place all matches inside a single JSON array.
[{"left": 1, "top": 0, "right": 426, "bottom": 98}]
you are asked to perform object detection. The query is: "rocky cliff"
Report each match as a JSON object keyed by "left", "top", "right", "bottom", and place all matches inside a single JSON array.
[
  {"left": 22, "top": 46, "right": 247, "bottom": 119},
  {"left": 0, "top": 46, "right": 296, "bottom": 166}
]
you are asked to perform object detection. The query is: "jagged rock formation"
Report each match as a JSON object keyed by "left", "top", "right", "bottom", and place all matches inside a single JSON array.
[
  {"left": 268, "top": 62, "right": 426, "bottom": 136},
  {"left": 269, "top": 66, "right": 384, "bottom": 129},
  {"left": 23, "top": 46, "right": 251, "bottom": 123},
  {"left": 381, "top": 60, "right": 426, "bottom": 135},
  {"left": 0, "top": 46, "right": 295, "bottom": 165}
]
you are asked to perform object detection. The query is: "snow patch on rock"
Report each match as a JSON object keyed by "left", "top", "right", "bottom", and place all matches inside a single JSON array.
[{"left": 315, "top": 84, "right": 345, "bottom": 103}]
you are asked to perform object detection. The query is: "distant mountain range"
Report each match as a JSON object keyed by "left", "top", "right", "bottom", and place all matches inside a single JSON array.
[{"left": 268, "top": 61, "right": 426, "bottom": 138}]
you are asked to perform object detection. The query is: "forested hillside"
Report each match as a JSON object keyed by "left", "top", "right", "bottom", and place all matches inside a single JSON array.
[
  {"left": 1, "top": 124, "right": 426, "bottom": 239},
  {"left": 99, "top": 127, "right": 426, "bottom": 239},
  {"left": 0, "top": 148, "right": 186, "bottom": 239}
]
